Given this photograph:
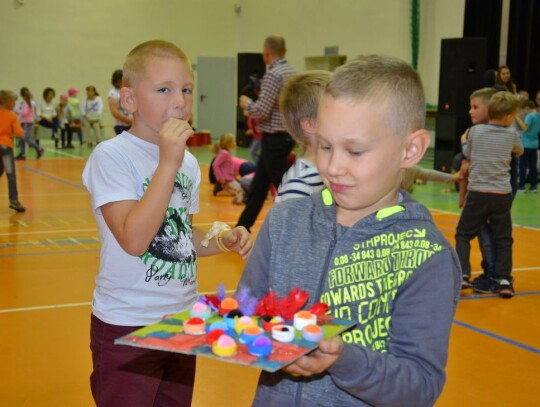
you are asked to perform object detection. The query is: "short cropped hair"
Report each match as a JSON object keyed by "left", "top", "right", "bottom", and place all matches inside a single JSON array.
[
  {"left": 280, "top": 70, "right": 331, "bottom": 145},
  {"left": 0, "top": 90, "right": 15, "bottom": 105},
  {"left": 488, "top": 91, "right": 520, "bottom": 119},
  {"left": 470, "top": 87, "right": 497, "bottom": 104},
  {"left": 325, "top": 55, "right": 425, "bottom": 137},
  {"left": 264, "top": 35, "right": 286, "bottom": 57},
  {"left": 123, "top": 40, "right": 191, "bottom": 87},
  {"left": 111, "top": 69, "right": 123, "bottom": 88}
]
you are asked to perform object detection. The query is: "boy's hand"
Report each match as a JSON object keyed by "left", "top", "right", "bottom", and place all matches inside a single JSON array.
[
  {"left": 159, "top": 118, "right": 193, "bottom": 168},
  {"left": 282, "top": 336, "right": 344, "bottom": 377},
  {"left": 220, "top": 226, "right": 252, "bottom": 259}
]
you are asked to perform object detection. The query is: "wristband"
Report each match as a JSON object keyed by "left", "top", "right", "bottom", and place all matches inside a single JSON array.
[
  {"left": 201, "top": 221, "right": 231, "bottom": 247},
  {"left": 215, "top": 230, "right": 231, "bottom": 252}
]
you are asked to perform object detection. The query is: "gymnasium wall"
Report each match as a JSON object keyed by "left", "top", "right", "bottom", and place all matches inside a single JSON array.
[{"left": 0, "top": 0, "right": 464, "bottom": 129}]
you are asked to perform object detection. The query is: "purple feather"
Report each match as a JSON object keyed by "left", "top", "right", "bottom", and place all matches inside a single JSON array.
[
  {"left": 217, "top": 283, "right": 226, "bottom": 301},
  {"left": 235, "top": 287, "right": 258, "bottom": 316}
]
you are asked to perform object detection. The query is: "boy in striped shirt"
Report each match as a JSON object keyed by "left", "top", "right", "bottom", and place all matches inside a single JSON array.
[
  {"left": 455, "top": 91, "right": 523, "bottom": 298},
  {"left": 275, "top": 71, "right": 331, "bottom": 202}
]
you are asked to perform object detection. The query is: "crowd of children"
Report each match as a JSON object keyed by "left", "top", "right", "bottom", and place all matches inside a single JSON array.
[
  {"left": 6, "top": 85, "right": 107, "bottom": 156},
  {"left": 2, "top": 35, "right": 538, "bottom": 406}
]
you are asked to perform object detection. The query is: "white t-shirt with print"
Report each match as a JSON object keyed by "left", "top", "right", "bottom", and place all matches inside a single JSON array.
[{"left": 82, "top": 131, "right": 201, "bottom": 326}]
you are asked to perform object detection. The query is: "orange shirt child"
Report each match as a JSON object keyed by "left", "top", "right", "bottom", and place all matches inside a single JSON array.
[{"left": 0, "top": 108, "right": 24, "bottom": 148}]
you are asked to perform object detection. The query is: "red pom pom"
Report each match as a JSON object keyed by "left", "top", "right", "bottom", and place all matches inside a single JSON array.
[{"left": 206, "top": 329, "right": 225, "bottom": 345}]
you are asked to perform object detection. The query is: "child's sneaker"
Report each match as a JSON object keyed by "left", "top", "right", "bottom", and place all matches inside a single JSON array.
[
  {"left": 461, "top": 277, "right": 472, "bottom": 289},
  {"left": 232, "top": 191, "right": 244, "bottom": 205},
  {"left": 213, "top": 183, "right": 223, "bottom": 196},
  {"left": 15, "top": 154, "right": 25, "bottom": 161},
  {"left": 472, "top": 274, "right": 500, "bottom": 294},
  {"left": 498, "top": 279, "right": 515, "bottom": 298},
  {"left": 9, "top": 200, "right": 26, "bottom": 213},
  {"left": 37, "top": 148, "right": 44, "bottom": 159}
]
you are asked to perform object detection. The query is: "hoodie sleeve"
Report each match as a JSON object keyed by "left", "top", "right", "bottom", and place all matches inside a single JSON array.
[
  {"left": 328, "top": 250, "right": 461, "bottom": 407},
  {"left": 237, "top": 217, "right": 273, "bottom": 300}
]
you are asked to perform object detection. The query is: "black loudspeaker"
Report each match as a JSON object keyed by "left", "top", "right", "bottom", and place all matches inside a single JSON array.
[
  {"left": 237, "top": 53, "right": 265, "bottom": 99},
  {"left": 236, "top": 53, "right": 266, "bottom": 147},
  {"left": 434, "top": 37, "right": 487, "bottom": 172}
]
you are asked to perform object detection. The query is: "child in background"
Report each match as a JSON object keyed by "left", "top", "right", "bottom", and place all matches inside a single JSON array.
[
  {"left": 36, "top": 87, "right": 59, "bottom": 147},
  {"left": 455, "top": 88, "right": 498, "bottom": 290},
  {"left": 57, "top": 94, "right": 73, "bottom": 149},
  {"left": 515, "top": 99, "right": 540, "bottom": 192},
  {"left": 275, "top": 70, "right": 330, "bottom": 202},
  {"left": 210, "top": 153, "right": 256, "bottom": 197},
  {"left": 238, "top": 55, "right": 460, "bottom": 407},
  {"left": 15, "top": 87, "right": 43, "bottom": 160},
  {"left": 81, "top": 86, "right": 104, "bottom": 147},
  {"left": 240, "top": 74, "right": 262, "bottom": 163},
  {"left": 458, "top": 88, "right": 498, "bottom": 207},
  {"left": 67, "top": 88, "right": 83, "bottom": 146},
  {"left": 211, "top": 132, "right": 246, "bottom": 204},
  {"left": 455, "top": 92, "right": 523, "bottom": 298},
  {"left": 107, "top": 69, "right": 132, "bottom": 135},
  {"left": 82, "top": 40, "right": 252, "bottom": 407},
  {"left": 0, "top": 90, "right": 26, "bottom": 212},
  {"left": 245, "top": 110, "right": 262, "bottom": 163}
]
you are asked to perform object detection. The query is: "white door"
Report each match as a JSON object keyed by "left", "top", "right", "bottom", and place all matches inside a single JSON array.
[{"left": 197, "top": 57, "right": 236, "bottom": 140}]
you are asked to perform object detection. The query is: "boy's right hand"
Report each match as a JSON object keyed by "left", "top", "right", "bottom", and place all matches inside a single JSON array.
[
  {"left": 282, "top": 336, "right": 344, "bottom": 377},
  {"left": 159, "top": 118, "right": 193, "bottom": 168}
]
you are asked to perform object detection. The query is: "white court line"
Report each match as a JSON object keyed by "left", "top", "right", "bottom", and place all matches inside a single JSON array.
[
  {"left": 0, "top": 228, "right": 98, "bottom": 237},
  {"left": 0, "top": 221, "right": 259, "bottom": 238},
  {"left": 0, "top": 290, "right": 236, "bottom": 314}
]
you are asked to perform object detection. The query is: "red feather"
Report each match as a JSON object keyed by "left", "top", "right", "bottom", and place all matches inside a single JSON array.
[
  {"left": 254, "top": 288, "right": 331, "bottom": 322},
  {"left": 308, "top": 302, "right": 329, "bottom": 316}
]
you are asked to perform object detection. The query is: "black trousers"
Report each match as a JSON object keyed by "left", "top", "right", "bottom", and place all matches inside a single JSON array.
[
  {"left": 237, "top": 131, "right": 294, "bottom": 230},
  {"left": 455, "top": 191, "right": 513, "bottom": 280}
]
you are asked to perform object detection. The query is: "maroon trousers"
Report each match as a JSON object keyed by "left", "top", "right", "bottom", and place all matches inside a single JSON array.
[{"left": 90, "top": 314, "right": 196, "bottom": 407}]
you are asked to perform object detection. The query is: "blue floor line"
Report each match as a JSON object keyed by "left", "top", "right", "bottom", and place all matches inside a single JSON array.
[
  {"left": 453, "top": 319, "right": 540, "bottom": 355},
  {"left": 460, "top": 290, "right": 540, "bottom": 300}
]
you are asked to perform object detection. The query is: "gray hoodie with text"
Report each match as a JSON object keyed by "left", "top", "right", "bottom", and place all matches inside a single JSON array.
[{"left": 238, "top": 190, "right": 461, "bottom": 407}]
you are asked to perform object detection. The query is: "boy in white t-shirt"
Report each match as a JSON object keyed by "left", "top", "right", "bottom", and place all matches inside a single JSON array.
[{"left": 82, "top": 40, "right": 252, "bottom": 407}]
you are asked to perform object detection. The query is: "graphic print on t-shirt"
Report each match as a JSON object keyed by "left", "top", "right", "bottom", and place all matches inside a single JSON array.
[{"left": 140, "top": 171, "right": 197, "bottom": 286}]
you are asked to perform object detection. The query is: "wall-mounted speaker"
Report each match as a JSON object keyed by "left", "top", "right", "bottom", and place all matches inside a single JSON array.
[{"left": 434, "top": 37, "right": 487, "bottom": 171}]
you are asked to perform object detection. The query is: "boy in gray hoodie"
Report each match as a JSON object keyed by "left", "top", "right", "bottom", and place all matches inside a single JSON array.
[{"left": 238, "top": 55, "right": 461, "bottom": 407}]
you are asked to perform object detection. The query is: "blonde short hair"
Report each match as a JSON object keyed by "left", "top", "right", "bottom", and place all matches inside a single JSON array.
[
  {"left": 123, "top": 40, "right": 191, "bottom": 87},
  {"left": 0, "top": 90, "right": 15, "bottom": 105},
  {"left": 470, "top": 87, "right": 497, "bottom": 104},
  {"left": 488, "top": 91, "right": 520, "bottom": 119},
  {"left": 325, "top": 55, "right": 425, "bottom": 137},
  {"left": 280, "top": 71, "right": 331, "bottom": 145}
]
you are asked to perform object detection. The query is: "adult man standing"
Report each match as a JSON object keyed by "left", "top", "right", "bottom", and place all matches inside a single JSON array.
[{"left": 237, "top": 35, "right": 296, "bottom": 231}]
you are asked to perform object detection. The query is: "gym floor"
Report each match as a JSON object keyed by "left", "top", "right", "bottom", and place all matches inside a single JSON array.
[{"left": 1, "top": 138, "right": 539, "bottom": 406}]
